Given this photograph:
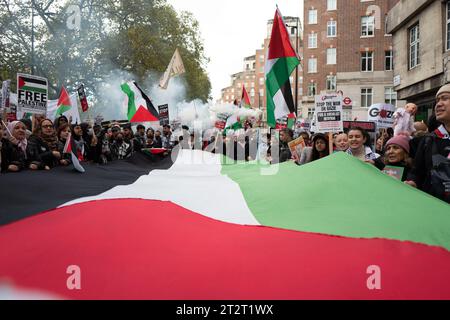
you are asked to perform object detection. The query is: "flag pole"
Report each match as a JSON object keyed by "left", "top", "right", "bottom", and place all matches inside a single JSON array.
[{"left": 1, "top": 120, "right": 12, "bottom": 137}]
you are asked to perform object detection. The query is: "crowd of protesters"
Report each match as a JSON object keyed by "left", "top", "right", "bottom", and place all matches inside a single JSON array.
[{"left": 1, "top": 84, "right": 449, "bottom": 203}]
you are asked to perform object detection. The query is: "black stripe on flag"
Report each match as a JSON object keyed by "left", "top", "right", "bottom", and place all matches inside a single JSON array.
[
  {"left": 0, "top": 153, "right": 174, "bottom": 226},
  {"left": 19, "top": 76, "right": 47, "bottom": 86},
  {"left": 133, "top": 82, "right": 160, "bottom": 119},
  {"left": 280, "top": 79, "right": 296, "bottom": 115}
]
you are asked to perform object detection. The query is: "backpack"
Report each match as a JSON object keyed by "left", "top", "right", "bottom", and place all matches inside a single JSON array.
[{"left": 427, "top": 136, "right": 450, "bottom": 203}]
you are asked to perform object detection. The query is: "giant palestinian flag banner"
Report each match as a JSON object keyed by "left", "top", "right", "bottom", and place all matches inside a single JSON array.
[
  {"left": 265, "top": 8, "right": 299, "bottom": 128},
  {"left": 0, "top": 150, "right": 450, "bottom": 299},
  {"left": 121, "top": 81, "right": 160, "bottom": 123},
  {"left": 17, "top": 73, "right": 48, "bottom": 115}
]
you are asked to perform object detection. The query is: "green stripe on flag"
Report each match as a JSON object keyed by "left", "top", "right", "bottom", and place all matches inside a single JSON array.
[
  {"left": 221, "top": 152, "right": 450, "bottom": 251},
  {"left": 56, "top": 104, "right": 71, "bottom": 116},
  {"left": 121, "top": 83, "right": 137, "bottom": 121},
  {"left": 20, "top": 86, "right": 47, "bottom": 94},
  {"left": 266, "top": 57, "right": 299, "bottom": 128}
]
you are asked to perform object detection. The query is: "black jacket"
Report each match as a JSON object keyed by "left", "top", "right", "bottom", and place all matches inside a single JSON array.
[
  {"left": 0, "top": 139, "right": 36, "bottom": 172},
  {"left": 408, "top": 131, "right": 450, "bottom": 202},
  {"left": 28, "top": 135, "right": 59, "bottom": 168}
]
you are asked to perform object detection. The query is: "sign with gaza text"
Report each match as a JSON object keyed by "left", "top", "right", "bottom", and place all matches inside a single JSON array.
[
  {"left": 17, "top": 73, "right": 48, "bottom": 115},
  {"left": 158, "top": 104, "right": 170, "bottom": 126},
  {"left": 368, "top": 103, "right": 396, "bottom": 129},
  {"left": 314, "top": 94, "right": 343, "bottom": 133}
]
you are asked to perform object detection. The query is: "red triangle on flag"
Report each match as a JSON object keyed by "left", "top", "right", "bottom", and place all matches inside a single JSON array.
[
  {"left": 18, "top": 77, "right": 26, "bottom": 89},
  {"left": 57, "top": 87, "right": 71, "bottom": 108},
  {"left": 241, "top": 86, "right": 252, "bottom": 108},
  {"left": 63, "top": 133, "right": 72, "bottom": 154},
  {"left": 131, "top": 106, "right": 159, "bottom": 123},
  {"left": 268, "top": 9, "right": 298, "bottom": 60}
]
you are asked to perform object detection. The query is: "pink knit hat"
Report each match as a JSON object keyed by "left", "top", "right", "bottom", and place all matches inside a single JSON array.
[{"left": 385, "top": 135, "right": 410, "bottom": 154}]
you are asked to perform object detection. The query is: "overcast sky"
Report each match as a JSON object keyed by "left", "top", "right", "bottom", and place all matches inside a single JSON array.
[{"left": 167, "top": 0, "right": 303, "bottom": 101}]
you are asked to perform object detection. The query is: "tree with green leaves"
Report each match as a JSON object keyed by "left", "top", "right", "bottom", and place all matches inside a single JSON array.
[{"left": 0, "top": 0, "right": 211, "bottom": 112}]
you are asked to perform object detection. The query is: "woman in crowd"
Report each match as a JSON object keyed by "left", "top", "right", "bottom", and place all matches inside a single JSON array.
[
  {"left": 334, "top": 133, "right": 349, "bottom": 152},
  {"left": 57, "top": 124, "right": 72, "bottom": 166},
  {"left": 71, "top": 123, "right": 88, "bottom": 161},
  {"left": 54, "top": 116, "right": 69, "bottom": 130},
  {"left": 299, "top": 133, "right": 330, "bottom": 165},
  {"left": 375, "top": 136, "right": 385, "bottom": 156},
  {"left": 28, "top": 118, "right": 62, "bottom": 170},
  {"left": 1, "top": 121, "right": 38, "bottom": 172},
  {"left": 347, "top": 127, "right": 385, "bottom": 170},
  {"left": 383, "top": 135, "right": 413, "bottom": 182}
]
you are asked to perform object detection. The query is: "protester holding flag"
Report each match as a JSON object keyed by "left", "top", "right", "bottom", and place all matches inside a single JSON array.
[
  {"left": 347, "top": 127, "right": 384, "bottom": 170},
  {"left": 71, "top": 124, "right": 88, "bottom": 162},
  {"left": 28, "top": 119, "right": 62, "bottom": 170},
  {"left": 57, "top": 124, "right": 72, "bottom": 166},
  {"left": 1, "top": 121, "right": 36, "bottom": 172}
]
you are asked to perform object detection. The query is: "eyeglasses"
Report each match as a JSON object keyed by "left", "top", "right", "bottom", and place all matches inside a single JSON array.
[{"left": 42, "top": 125, "right": 53, "bottom": 129}]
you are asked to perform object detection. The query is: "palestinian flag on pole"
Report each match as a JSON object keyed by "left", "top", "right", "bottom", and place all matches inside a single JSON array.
[
  {"left": 56, "top": 87, "right": 72, "bottom": 117},
  {"left": 1, "top": 150, "right": 450, "bottom": 299},
  {"left": 121, "top": 81, "right": 159, "bottom": 123},
  {"left": 63, "top": 133, "right": 85, "bottom": 173},
  {"left": 17, "top": 75, "right": 47, "bottom": 94},
  {"left": 265, "top": 8, "right": 300, "bottom": 128},
  {"left": 240, "top": 85, "right": 251, "bottom": 109}
]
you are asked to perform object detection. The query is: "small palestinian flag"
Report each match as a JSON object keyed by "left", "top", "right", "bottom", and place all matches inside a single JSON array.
[
  {"left": 63, "top": 133, "right": 85, "bottom": 173},
  {"left": 240, "top": 86, "right": 252, "bottom": 109},
  {"left": 121, "top": 82, "right": 160, "bottom": 123},
  {"left": 17, "top": 75, "right": 47, "bottom": 94},
  {"left": 56, "top": 87, "right": 71, "bottom": 117}
]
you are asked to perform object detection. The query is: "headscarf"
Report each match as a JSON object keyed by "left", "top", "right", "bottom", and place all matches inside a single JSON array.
[
  {"left": 39, "top": 119, "right": 59, "bottom": 151},
  {"left": 7, "top": 121, "right": 28, "bottom": 154}
]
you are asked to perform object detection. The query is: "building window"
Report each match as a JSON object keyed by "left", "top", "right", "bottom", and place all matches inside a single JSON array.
[
  {"left": 361, "top": 51, "right": 373, "bottom": 72},
  {"left": 385, "top": 50, "right": 393, "bottom": 71},
  {"left": 327, "top": 21, "right": 337, "bottom": 37},
  {"left": 259, "top": 89, "right": 264, "bottom": 97},
  {"left": 361, "top": 88, "right": 373, "bottom": 108},
  {"left": 308, "top": 108, "right": 315, "bottom": 119},
  {"left": 308, "top": 33, "right": 317, "bottom": 48},
  {"left": 259, "top": 77, "right": 264, "bottom": 85},
  {"left": 308, "top": 58, "right": 317, "bottom": 73},
  {"left": 308, "top": 10, "right": 317, "bottom": 24},
  {"left": 326, "top": 75, "right": 337, "bottom": 91},
  {"left": 361, "top": 16, "right": 375, "bottom": 37},
  {"left": 308, "top": 82, "right": 317, "bottom": 97},
  {"left": 327, "top": 48, "right": 337, "bottom": 65},
  {"left": 447, "top": 2, "right": 450, "bottom": 50},
  {"left": 327, "top": 0, "right": 337, "bottom": 11},
  {"left": 384, "top": 87, "right": 397, "bottom": 105},
  {"left": 409, "top": 24, "right": 420, "bottom": 69}
]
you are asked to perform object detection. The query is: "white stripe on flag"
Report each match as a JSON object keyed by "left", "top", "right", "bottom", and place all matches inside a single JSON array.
[{"left": 273, "top": 89, "right": 291, "bottom": 120}]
